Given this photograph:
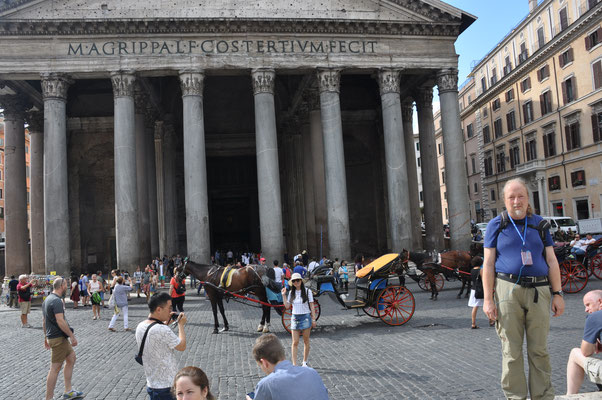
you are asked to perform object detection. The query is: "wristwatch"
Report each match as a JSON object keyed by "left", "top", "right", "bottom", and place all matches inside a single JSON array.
[{"left": 552, "top": 290, "right": 564, "bottom": 297}]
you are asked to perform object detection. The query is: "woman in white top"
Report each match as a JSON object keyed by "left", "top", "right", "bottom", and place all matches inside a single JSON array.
[
  {"left": 88, "top": 274, "right": 102, "bottom": 320},
  {"left": 281, "top": 272, "right": 317, "bottom": 367}
]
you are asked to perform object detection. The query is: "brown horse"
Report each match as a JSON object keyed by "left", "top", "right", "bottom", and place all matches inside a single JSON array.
[
  {"left": 182, "top": 260, "right": 271, "bottom": 334},
  {"left": 401, "top": 249, "right": 440, "bottom": 300},
  {"left": 439, "top": 250, "right": 475, "bottom": 298}
]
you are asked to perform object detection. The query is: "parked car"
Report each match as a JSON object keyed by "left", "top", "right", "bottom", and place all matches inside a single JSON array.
[
  {"left": 542, "top": 216, "right": 579, "bottom": 236},
  {"left": 475, "top": 223, "right": 488, "bottom": 238}
]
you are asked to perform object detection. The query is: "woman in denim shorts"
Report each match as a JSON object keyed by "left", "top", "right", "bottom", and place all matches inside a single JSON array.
[{"left": 281, "top": 273, "right": 317, "bottom": 367}]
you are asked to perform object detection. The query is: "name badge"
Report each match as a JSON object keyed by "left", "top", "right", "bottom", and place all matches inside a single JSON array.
[{"left": 521, "top": 250, "right": 533, "bottom": 266}]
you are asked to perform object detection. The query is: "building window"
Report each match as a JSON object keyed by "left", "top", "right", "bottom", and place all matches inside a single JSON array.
[
  {"left": 537, "top": 26, "right": 545, "bottom": 49},
  {"left": 491, "top": 208, "right": 498, "bottom": 217},
  {"left": 491, "top": 189, "right": 496, "bottom": 202},
  {"left": 518, "top": 42, "right": 529, "bottom": 64},
  {"left": 484, "top": 151, "right": 494, "bottom": 177},
  {"left": 509, "top": 143, "right": 520, "bottom": 168},
  {"left": 494, "top": 118, "right": 503, "bottom": 138},
  {"left": 593, "top": 60, "right": 602, "bottom": 90},
  {"left": 482, "top": 107, "right": 488, "bottom": 118},
  {"left": 548, "top": 176, "right": 561, "bottom": 191},
  {"left": 562, "top": 77, "right": 577, "bottom": 104},
  {"left": 491, "top": 68, "right": 498, "bottom": 86},
  {"left": 471, "top": 155, "right": 477, "bottom": 174},
  {"left": 496, "top": 150, "right": 506, "bottom": 173},
  {"left": 576, "top": 199, "right": 590, "bottom": 220},
  {"left": 565, "top": 121, "right": 581, "bottom": 150},
  {"left": 26, "top": 165, "right": 30, "bottom": 178},
  {"left": 552, "top": 201, "right": 564, "bottom": 216},
  {"left": 523, "top": 101, "right": 534, "bottom": 124},
  {"left": 505, "top": 89, "right": 515, "bottom": 102},
  {"left": 0, "top": 170, "right": 2, "bottom": 181},
  {"left": 417, "top": 157, "right": 421, "bottom": 167},
  {"left": 559, "top": 8, "right": 568, "bottom": 31},
  {"left": 592, "top": 112, "right": 602, "bottom": 143},
  {"left": 492, "top": 98, "right": 501, "bottom": 111},
  {"left": 0, "top": 207, "right": 3, "bottom": 218},
  {"left": 571, "top": 170, "right": 586, "bottom": 187},
  {"left": 416, "top": 142, "right": 420, "bottom": 152},
  {"left": 537, "top": 65, "right": 550, "bottom": 82},
  {"left": 506, "top": 111, "right": 517, "bottom": 132},
  {"left": 520, "top": 77, "right": 532, "bottom": 92},
  {"left": 474, "top": 182, "right": 478, "bottom": 194},
  {"left": 526, "top": 137, "right": 537, "bottom": 161},
  {"left": 543, "top": 131, "right": 556, "bottom": 157},
  {"left": 586, "top": 27, "right": 602, "bottom": 51},
  {"left": 419, "top": 191, "right": 423, "bottom": 202},
  {"left": 559, "top": 48, "right": 574, "bottom": 67},
  {"left": 483, "top": 125, "right": 491, "bottom": 144},
  {"left": 466, "top": 123, "right": 474, "bottom": 139},
  {"left": 441, "top": 170, "right": 445, "bottom": 184},
  {"left": 0, "top": 188, "right": 2, "bottom": 199},
  {"left": 438, "top": 143, "right": 443, "bottom": 155},
  {"left": 481, "top": 77, "right": 487, "bottom": 93},
  {"left": 540, "top": 91, "right": 553, "bottom": 115},
  {"left": 503, "top": 56, "right": 512, "bottom": 76}
]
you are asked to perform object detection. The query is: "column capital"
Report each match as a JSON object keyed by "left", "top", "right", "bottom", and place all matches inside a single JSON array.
[
  {"left": 110, "top": 72, "right": 136, "bottom": 98},
  {"left": 414, "top": 85, "right": 434, "bottom": 108},
  {"left": 378, "top": 69, "right": 401, "bottom": 95},
  {"left": 401, "top": 100, "right": 414, "bottom": 122},
  {"left": 40, "top": 73, "right": 73, "bottom": 101},
  {"left": 317, "top": 68, "right": 342, "bottom": 93},
  {"left": 154, "top": 120, "right": 164, "bottom": 140},
  {"left": 251, "top": 68, "right": 276, "bottom": 95},
  {"left": 26, "top": 110, "right": 44, "bottom": 133},
  {"left": 0, "top": 95, "right": 30, "bottom": 121},
  {"left": 179, "top": 71, "right": 205, "bottom": 96},
  {"left": 302, "top": 88, "right": 320, "bottom": 111},
  {"left": 436, "top": 68, "right": 459, "bottom": 95}
]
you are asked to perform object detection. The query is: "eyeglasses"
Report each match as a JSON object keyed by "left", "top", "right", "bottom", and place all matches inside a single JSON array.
[{"left": 292, "top": 279, "right": 302, "bottom": 283}]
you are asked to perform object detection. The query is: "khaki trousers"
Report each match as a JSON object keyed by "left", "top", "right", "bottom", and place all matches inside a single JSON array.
[{"left": 494, "top": 278, "right": 554, "bottom": 400}]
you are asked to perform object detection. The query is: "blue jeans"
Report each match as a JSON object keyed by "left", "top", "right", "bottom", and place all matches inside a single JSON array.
[
  {"left": 571, "top": 248, "right": 585, "bottom": 255},
  {"left": 147, "top": 387, "right": 175, "bottom": 400}
]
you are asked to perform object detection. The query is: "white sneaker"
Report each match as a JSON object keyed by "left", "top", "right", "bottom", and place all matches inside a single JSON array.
[
  {"left": 262, "top": 323, "right": 270, "bottom": 333},
  {"left": 302, "top": 361, "right": 308, "bottom": 367},
  {"left": 256, "top": 324, "right": 264, "bottom": 332}
]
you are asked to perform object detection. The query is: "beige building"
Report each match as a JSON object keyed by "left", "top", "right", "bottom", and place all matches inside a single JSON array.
[{"left": 440, "top": 0, "right": 602, "bottom": 224}]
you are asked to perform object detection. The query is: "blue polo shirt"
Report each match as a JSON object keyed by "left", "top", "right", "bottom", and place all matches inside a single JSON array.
[
  {"left": 584, "top": 310, "right": 602, "bottom": 344},
  {"left": 253, "top": 360, "right": 329, "bottom": 400},
  {"left": 484, "top": 214, "right": 553, "bottom": 277}
]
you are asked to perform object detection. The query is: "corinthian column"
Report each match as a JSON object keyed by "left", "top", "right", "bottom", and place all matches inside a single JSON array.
[
  {"left": 378, "top": 69, "right": 412, "bottom": 252},
  {"left": 317, "top": 68, "right": 351, "bottom": 260},
  {"left": 135, "top": 86, "right": 151, "bottom": 264},
  {"left": 0, "top": 95, "right": 30, "bottom": 276},
  {"left": 146, "top": 109, "right": 159, "bottom": 259},
  {"left": 179, "top": 71, "right": 211, "bottom": 264},
  {"left": 154, "top": 121, "right": 167, "bottom": 257},
  {"left": 42, "top": 73, "right": 73, "bottom": 276},
  {"left": 252, "top": 68, "right": 285, "bottom": 264},
  {"left": 163, "top": 117, "right": 178, "bottom": 257},
  {"left": 437, "top": 69, "right": 471, "bottom": 251},
  {"left": 27, "top": 111, "right": 45, "bottom": 274},
  {"left": 111, "top": 72, "right": 140, "bottom": 270},
  {"left": 415, "top": 85, "right": 444, "bottom": 251},
  {"left": 401, "top": 100, "right": 423, "bottom": 250}
]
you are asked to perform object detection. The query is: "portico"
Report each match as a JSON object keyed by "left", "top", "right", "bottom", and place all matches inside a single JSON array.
[{"left": 0, "top": 0, "right": 475, "bottom": 276}]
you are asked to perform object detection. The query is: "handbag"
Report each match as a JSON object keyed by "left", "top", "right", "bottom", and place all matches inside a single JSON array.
[
  {"left": 108, "top": 293, "right": 115, "bottom": 307},
  {"left": 135, "top": 319, "right": 162, "bottom": 365}
]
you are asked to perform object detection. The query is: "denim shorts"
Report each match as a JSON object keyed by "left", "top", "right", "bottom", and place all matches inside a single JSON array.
[
  {"left": 291, "top": 313, "right": 311, "bottom": 330},
  {"left": 147, "top": 387, "right": 175, "bottom": 400}
]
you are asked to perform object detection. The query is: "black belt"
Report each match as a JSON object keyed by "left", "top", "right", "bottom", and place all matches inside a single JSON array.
[{"left": 496, "top": 273, "right": 549, "bottom": 303}]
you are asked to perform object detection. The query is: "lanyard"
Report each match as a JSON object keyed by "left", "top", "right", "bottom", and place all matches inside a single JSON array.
[{"left": 508, "top": 215, "right": 528, "bottom": 247}]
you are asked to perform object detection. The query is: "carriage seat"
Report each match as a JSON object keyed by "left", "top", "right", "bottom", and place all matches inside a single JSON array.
[
  {"left": 314, "top": 274, "right": 335, "bottom": 284},
  {"left": 261, "top": 275, "right": 282, "bottom": 293}
]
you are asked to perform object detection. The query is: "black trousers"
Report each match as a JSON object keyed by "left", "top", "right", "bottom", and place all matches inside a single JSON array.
[{"left": 172, "top": 296, "right": 185, "bottom": 312}]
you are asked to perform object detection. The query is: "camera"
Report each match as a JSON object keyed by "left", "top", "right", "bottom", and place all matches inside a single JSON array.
[{"left": 169, "top": 313, "right": 179, "bottom": 323}]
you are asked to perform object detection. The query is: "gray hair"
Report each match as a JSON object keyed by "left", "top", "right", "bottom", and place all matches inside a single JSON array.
[
  {"left": 18, "top": 274, "right": 28, "bottom": 281},
  {"left": 501, "top": 178, "right": 529, "bottom": 199},
  {"left": 53, "top": 277, "right": 66, "bottom": 290}
]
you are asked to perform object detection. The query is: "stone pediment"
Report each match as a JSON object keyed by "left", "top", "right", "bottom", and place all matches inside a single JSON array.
[{"left": 0, "top": 0, "right": 466, "bottom": 24}]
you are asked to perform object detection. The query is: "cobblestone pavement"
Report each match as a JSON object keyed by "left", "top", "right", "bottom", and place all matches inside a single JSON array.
[{"left": 1, "top": 277, "right": 601, "bottom": 400}]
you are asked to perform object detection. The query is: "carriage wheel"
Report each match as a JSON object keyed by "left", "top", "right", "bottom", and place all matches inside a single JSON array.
[
  {"left": 418, "top": 273, "right": 444, "bottom": 292},
  {"left": 560, "top": 260, "right": 588, "bottom": 294},
  {"left": 362, "top": 304, "right": 380, "bottom": 318},
  {"left": 376, "top": 286, "right": 415, "bottom": 326},
  {"left": 590, "top": 254, "right": 602, "bottom": 280},
  {"left": 281, "top": 299, "right": 321, "bottom": 334}
]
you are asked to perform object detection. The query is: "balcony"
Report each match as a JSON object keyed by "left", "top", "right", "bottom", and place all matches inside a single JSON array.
[{"left": 516, "top": 160, "right": 546, "bottom": 175}]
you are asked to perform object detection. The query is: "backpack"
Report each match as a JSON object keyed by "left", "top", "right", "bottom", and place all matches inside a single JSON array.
[{"left": 495, "top": 211, "right": 551, "bottom": 255}]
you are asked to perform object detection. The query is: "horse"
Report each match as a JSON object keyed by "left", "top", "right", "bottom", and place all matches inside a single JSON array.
[
  {"left": 439, "top": 250, "right": 474, "bottom": 299},
  {"left": 401, "top": 249, "right": 440, "bottom": 300},
  {"left": 182, "top": 260, "right": 271, "bottom": 334}
]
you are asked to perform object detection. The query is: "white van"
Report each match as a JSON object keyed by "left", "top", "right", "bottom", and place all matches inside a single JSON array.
[{"left": 542, "top": 216, "right": 579, "bottom": 235}]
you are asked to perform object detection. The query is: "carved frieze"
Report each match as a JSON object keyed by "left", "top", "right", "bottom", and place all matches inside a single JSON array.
[
  {"left": 0, "top": 95, "right": 29, "bottom": 120},
  {"left": 317, "top": 69, "right": 341, "bottom": 94},
  {"left": 40, "top": 73, "right": 72, "bottom": 100},
  {"left": 378, "top": 69, "right": 401, "bottom": 95},
  {"left": 436, "top": 68, "right": 458, "bottom": 94},
  {"left": 110, "top": 72, "right": 136, "bottom": 98},
  {"left": 251, "top": 69, "right": 275, "bottom": 95},
  {"left": 179, "top": 71, "right": 204, "bottom": 97}
]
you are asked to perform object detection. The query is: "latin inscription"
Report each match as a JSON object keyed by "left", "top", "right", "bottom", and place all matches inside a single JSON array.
[{"left": 67, "top": 39, "right": 378, "bottom": 56}]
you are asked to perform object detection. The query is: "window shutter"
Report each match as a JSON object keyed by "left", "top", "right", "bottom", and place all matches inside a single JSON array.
[
  {"left": 543, "top": 135, "right": 549, "bottom": 157},
  {"left": 559, "top": 54, "right": 565, "bottom": 68},
  {"left": 506, "top": 113, "right": 511, "bottom": 130},
  {"left": 586, "top": 35, "right": 592, "bottom": 51},
  {"left": 562, "top": 81, "right": 568, "bottom": 104},
  {"left": 565, "top": 125, "right": 572, "bottom": 150},
  {"left": 592, "top": 114, "right": 600, "bottom": 142},
  {"left": 540, "top": 94, "right": 545, "bottom": 115},
  {"left": 598, "top": 27, "right": 602, "bottom": 43},
  {"left": 568, "top": 48, "right": 574, "bottom": 62},
  {"left": 522, "top": 104, "right": 527, "bottom": 123},
  {"left": 505, "top": 91, "right": 509, "bottom": 102},
  {"left": 537, "top": 68, "right": 542, "bottom": 81},
  {"left": 545, "top": 65, "right": 550, "bottom": 77},
  {"left": 527, "top": 77, "right": 531, "bottom": 88},
  {"left": 572, "top": 77, "right": 578, "bottom": 99},
  {"left": 594, "top": 61, "right": 602, "bottom": 89}
]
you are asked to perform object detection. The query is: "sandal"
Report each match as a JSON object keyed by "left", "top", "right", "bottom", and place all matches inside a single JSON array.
[
  {"left": 471, "top": 325, "right": 479, "bottom": 329},
  {"left": 108, "top": 327, "right": 116, "bottom": 332}
]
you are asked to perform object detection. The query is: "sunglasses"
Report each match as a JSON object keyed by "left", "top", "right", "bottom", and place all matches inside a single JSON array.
[{"left": 292, "top": 279, "right": 302, "bottom": 283}]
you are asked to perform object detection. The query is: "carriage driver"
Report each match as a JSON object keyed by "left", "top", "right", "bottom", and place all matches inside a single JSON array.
[{"left": 483, "top": 178, "right": 564, "bottom": 400}]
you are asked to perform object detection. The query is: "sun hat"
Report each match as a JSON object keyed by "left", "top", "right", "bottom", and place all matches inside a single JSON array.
[
  {"left": 290, "top": 273, "right": 303, "bottom": 282},
  {"left": 260, "top": 257, "right": 266, "bottom": 261}
]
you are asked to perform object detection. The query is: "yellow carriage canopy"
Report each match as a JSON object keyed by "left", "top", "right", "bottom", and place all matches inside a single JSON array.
[{"left": 356, "top": 253, "right": 400, "bottom": 278}]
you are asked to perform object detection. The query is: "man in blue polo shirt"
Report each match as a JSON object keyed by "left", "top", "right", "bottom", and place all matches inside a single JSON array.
[
  {"left": 566, "top": 290, "right": 602, "bottom": 394},
  {"left": 246, "top": 334, "right": 328, "bottom": 400},
  {"left": 483, "top": 178, "right": 564, "bottom": 400}
]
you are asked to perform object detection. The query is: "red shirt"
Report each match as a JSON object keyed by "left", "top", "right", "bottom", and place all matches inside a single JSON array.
[
  {"left": 170, "top": 277, "right": 185, "bottom": 298},
  {"left": 17, "top": 282, "right": 32, "bottom": 302}
]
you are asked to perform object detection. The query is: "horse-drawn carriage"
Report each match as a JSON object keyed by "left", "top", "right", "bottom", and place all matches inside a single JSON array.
[{"left": 556, "top": 238, "right": 602, "bottom": 294}]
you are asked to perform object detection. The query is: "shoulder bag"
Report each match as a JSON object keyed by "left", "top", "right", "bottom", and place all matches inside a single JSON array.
[{"left": 135, "top": 318, "right": 163, "bottom": 365}]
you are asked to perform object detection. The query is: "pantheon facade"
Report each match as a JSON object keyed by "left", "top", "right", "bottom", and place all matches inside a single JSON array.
[{"left": 0, "top": 0, "right": 475, "bottom": 277}]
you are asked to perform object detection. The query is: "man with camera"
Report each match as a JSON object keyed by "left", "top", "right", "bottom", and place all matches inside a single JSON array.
[{"left": 136, "top": 292, "right": 187, "bottom": 400}]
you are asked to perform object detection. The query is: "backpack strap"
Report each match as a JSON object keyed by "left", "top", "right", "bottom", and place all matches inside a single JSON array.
[
  {"left": 137, "top": 319, "right": 163, "bottom": 361},
  {"left": 494, "top": 212, "right": 551, "bottom": 256}
]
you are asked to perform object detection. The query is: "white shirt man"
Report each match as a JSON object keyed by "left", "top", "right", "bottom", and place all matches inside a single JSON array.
[{"left": 308, "top": 260, "right": 320, "bottom": 274}]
